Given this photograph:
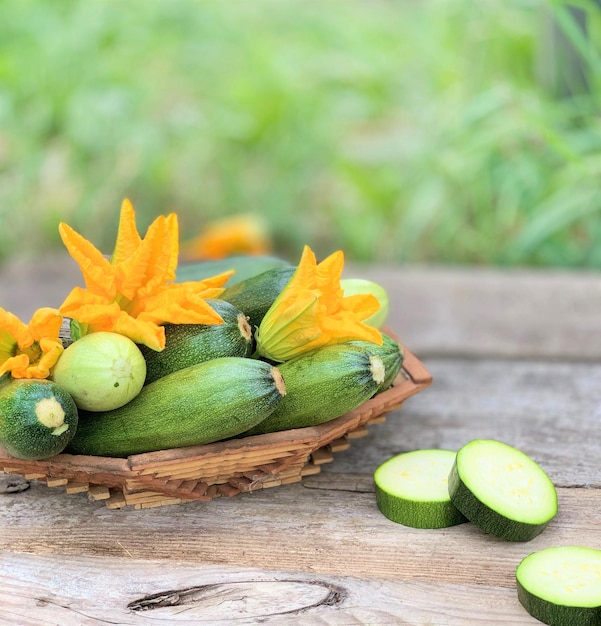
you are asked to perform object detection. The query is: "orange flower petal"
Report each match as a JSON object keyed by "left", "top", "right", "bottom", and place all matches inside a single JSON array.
[
  {"left": 0, "top": 308, "right": 27, "bottom": 351},
  {"left": 114, "top": 213, "right": 179, "bottom": 301},
  {"left": 341, "top": 293, "right": 381, "bottom": 320},
  {"left": 27, "top": 307, "right": 64, "bottom": 342},
  {"left": 27, "top": 337, "right": 64, "bottom": 379},
  {"left": 180, "top": 214, "right": 272, "bottom": 261},
  {"left": 59, "top": 200, "right": 241, "bottom": 350},
  {"left": 59, "top": 222, "right": 116, "bottom": 299},
  {"left": 136, "top": 284, "right": 225, "bottom": 326},
  {"left": 59, "top": 287, "right": 114, "bottom": 317},
  {"left": 110, "top": 199, "right": 142, "bottom": 265},
  {"left": 256, "top": 245, "right": 382, "bottom": 361},
  {"left": 0, "top": 354, "right": 29, "bottom": 378},
  {"left": 99, "top": 311, "right": 166, "bottom": 351},
  {"left": 0, "top": 308, "right": 64, "bottom": 379}
]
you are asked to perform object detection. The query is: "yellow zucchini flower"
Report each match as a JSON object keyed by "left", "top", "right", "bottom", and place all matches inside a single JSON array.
[
  {"left": 58, "top": 199, "right": 231, "bottom": 351},
  {"left": 181, "top": 214, "right": 272, "bottom": 261},
  {"left": 0, "top": 307, "right": 64, "bottom": 379},
  {"left": 256, "top": 245, "right": 383, "bottom": 362}
]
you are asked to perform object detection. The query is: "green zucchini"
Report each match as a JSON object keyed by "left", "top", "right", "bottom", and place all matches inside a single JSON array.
[
  {"left": 67, "top": 357, "right": 286, "bottom": 457},
  {"left": 516, "top": 546, "right": 601, "bottom": 626},
  {"left": 139, "top": 299, "right": 254, "bottom": 384},
  {"left": 349, "top": 334, "right": 404, "bottom": 391},
  {"left": 374, "top": 449, "right": 467, "bottom": 529},
  {"left": 243, "top": 343, "right": 385, "bottom": 436},
  {"left": 0, "top": 377, "right": 78, "bottom": 460},
  {"left": 220, "top": 266, "right": 296, "bottom": 330},
  {"left": 448, "top": 439, "right": 557, "bottom": 542},
  {"left": 175, "top": 255, "right": 292, "bottom": 287}
]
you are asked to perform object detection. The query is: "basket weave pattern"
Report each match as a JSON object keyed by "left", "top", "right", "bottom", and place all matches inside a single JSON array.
[{"left": 0, "top": 344, "right": 431, "bottom": 509}]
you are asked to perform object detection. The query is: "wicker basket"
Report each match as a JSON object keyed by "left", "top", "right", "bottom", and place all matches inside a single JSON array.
[{"left": 0, "top": 341, "right": 431, "bottom": 509}]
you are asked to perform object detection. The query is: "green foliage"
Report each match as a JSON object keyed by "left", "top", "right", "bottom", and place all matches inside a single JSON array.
[{"left": 1, "top": 0, "right": 601, "bottom": 267}]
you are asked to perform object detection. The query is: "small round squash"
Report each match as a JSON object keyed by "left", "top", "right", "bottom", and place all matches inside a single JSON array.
[{"left": 52, "top": 332, "right": 146, "bottom": 411}]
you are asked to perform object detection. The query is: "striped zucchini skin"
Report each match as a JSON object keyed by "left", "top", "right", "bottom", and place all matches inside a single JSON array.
[
  {"left": 220, "top": 266, "right": 296, "bottom": 330},
  {"left": 448, "top": 464, "right": 551, "bottom": 542},
  {"left": 376, "top": 487, "right": 467, "bottom": 529},
  {"left": 517, "top": 583, "right": 600, "bottom": 626},
  {"left": 374, "top": 449, "right": 468, "bottom": 529},
  {"left": 244, "top": 344, "right": 385, "bottom": 436},
  {"left": 0, "top": 377, "right": 78, "bottom": 460},
  {"left": 516, "top": 547, "right": 601, "bottom": 626},
  {"left": 349, "top": 334, "right": 404, "bottom": 391},
  {"left": 67, "top": 357, "right": 286, "bottom": 457},
  {"left": 448, "top": 440, "right": 557, "bottom": 542},
  {"left": 139, "top": 299, "right": 254, "bottom": 384}
]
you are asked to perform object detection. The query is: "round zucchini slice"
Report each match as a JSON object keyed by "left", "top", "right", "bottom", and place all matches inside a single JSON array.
[
  {"left": 517, "top": 546, "right": 601, "bottom": 626},
  {"left": 448, "top": 439, "right": 557, "bottom": 542},
  {"left": 374, "top": 449, "right": 467, "bottom": 529}
]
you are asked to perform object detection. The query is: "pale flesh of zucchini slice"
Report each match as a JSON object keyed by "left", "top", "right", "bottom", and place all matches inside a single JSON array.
[
  {"left": 374, "top": 449, "right": 467, "bottom": 529},
  {"left": 517, "top": 546, "right": 601, "bottom": 626},
  {"left": 448, "top": 439, "right": 557, "bottom": 542}
]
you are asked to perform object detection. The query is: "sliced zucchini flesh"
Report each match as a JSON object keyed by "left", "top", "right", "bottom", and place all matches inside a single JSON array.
[
  {"left": 448, "top": 439, "right": 557, "bottom": 541},
  {"left": 517, "top": 546, "right": 601, "bottom": 626},
  {"left": 374, "top": 449, "right": 467, "bottom": 529}
]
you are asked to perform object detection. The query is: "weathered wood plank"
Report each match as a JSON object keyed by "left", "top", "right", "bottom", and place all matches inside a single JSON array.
[
  {"left": 1, "top": 479, "right": 598, "bottom": 590},
  {"left": 325, "top": 357, "right": 601, "bottom": 486},
  {"left": 0, "top": 552, "right": 549, "bottom": 625},
  {"left": 347, "top": 263, "right": 601, "bottom": 360}
]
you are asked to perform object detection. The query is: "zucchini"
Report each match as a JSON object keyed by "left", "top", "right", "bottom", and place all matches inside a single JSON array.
[
  {"left": 448, "top": 439, "right": 557, "bottom": 542},
  {"left": 243, "top": 343, "right": 385, "bottom": 436},
  {"left": 349, "top": 334, "right": 404, "bottom": 391},
  {"left": 67, "top": 357, "right": 286, "bottom": 457},
  {"left": 220, "top": 266, "right": 296, "bottom": 330},
  {"left": 139, "top": 299, "right": 254, "bottom": 384},
  {"left": 175, "top": 255, "right": 292, "bottom": 287},
  {"left": 0, "top": 377, "right": 78, "bottom": 460},
  {"left": 516, "top": 546, "right": 601, "bottom": 626},
  {"left": 374, "top": 449, "right": 467, "bottom": 529}
]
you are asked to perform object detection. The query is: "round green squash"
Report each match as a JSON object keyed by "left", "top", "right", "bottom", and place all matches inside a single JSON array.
[{"left": 0, "top": 377, "right": 78, "bottom": 460}]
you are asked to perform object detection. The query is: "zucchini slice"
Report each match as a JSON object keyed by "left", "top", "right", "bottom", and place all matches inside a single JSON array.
[
  {"left": 374, "top": 449, "right": 467, "bottom": 529},
  {"left": 448, "top": 439, "right": 557, "bottom": 542},
  {"left": 516, "top": 546, "right": 601, "bottom": 626}
]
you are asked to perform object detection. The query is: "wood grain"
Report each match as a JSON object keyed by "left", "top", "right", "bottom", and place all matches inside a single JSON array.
[
  {"left": 1, "top": 477, "right": 598, "bottom": 587},
  {"left": 0, "top": 552, "right": 542, "bottom": 625},
  {"left": 2, "top": 260, "right": 601, "bottom": 624},
  {"left": 322, "top": 357, "right": 601, "bottom": 487},
  {"left": 348, "top": 263, "right": 601, "bottom": 360}
]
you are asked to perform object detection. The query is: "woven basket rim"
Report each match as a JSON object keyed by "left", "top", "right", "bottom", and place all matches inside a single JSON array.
[{"left": 0, "top": 336, "right": 432, "bottom": 507}]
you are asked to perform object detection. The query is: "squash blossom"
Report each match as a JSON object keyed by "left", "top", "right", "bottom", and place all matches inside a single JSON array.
[
  {"left": 255, "top": 245, "right": 383, "bottom": 362},
  {"left": 181, "top": 214, "right": 272, "bottom": 261},
  {"left": 0, "top": 307, "right": 64, "bottom": 379},
  {"left": 58, "top": 199, "right": 232, "bottom": 351}
]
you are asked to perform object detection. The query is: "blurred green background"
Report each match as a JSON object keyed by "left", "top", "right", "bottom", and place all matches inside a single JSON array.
[{"left": 1, "top": 0, "right": 601, "bottom": 267}]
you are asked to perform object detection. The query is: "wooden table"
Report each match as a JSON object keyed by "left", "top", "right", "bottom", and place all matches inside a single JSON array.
[{"left": 1, "top": 255, "right": 600, "bottom": 625}]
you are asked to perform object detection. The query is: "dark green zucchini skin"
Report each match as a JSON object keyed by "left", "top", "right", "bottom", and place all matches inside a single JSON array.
[
  {"left": 139, "top": 299, "right": 254, "bottom": 384},
  {"left": 0, "top": 377, "right": 79, "bottom": 460},
  {"left": 243, "top": 343, "right": 384, "bottom": 436},
  {"left": 67, "top": 357, "right": 286, "bottom": 457},
  {"left": 220, "top": 266, "right": 296, "bottom": 330},
  {"left": 175, "top": 255, "right": 292, "bottom": 286},
  {"left": 349, "top": 333, "right": 404, "bottom": 391},
  {"left": 447, "top": 462, "right": 550, "bottom": 542},
  {"left": 516, "top": 581, "right": 600, "bottom": 626}
]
